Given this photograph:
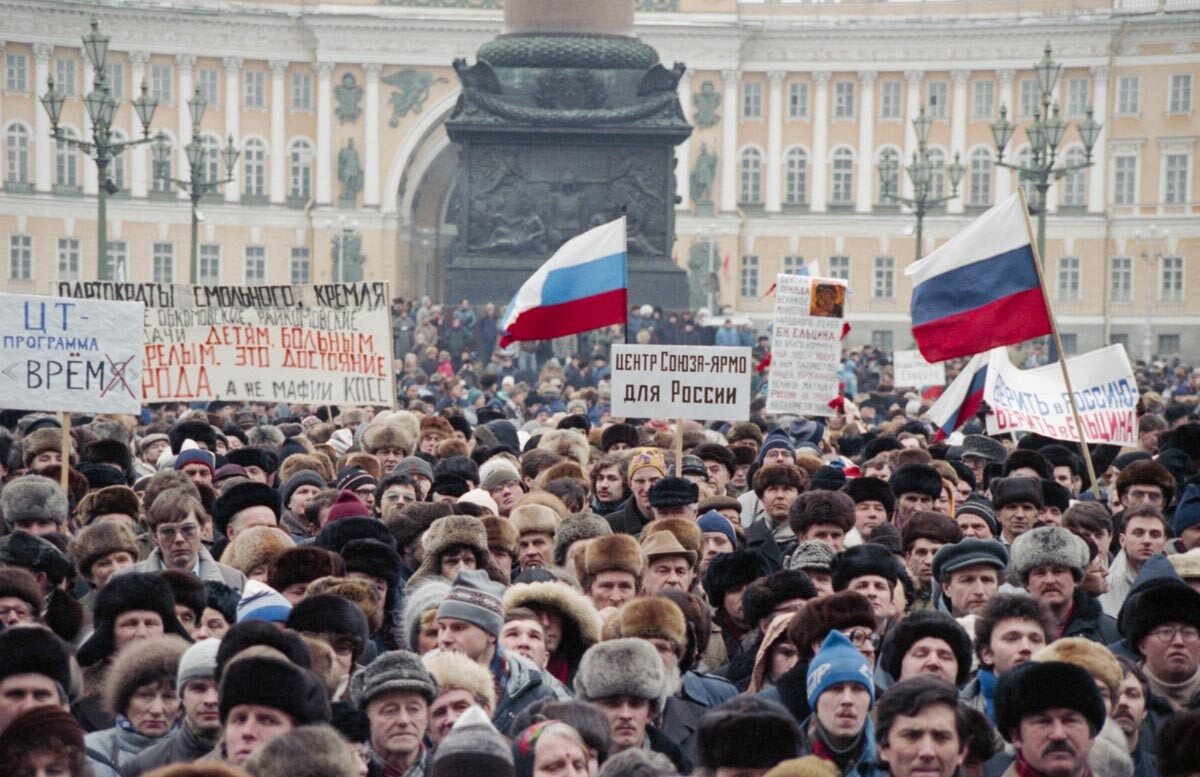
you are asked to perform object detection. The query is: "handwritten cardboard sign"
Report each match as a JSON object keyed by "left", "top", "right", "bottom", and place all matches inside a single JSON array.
[
  {"left": 766, "top": 274, "right": 846, "bottom": 417},
  {"left": 893, "top": 350, "right": 946, "bottom": 388}
]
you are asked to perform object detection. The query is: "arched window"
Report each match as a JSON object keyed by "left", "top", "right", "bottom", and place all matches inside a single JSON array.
[
  {"left": 927, "top": 148, "right": 946, "bottom": 201},
  {"left": 108, "top": 129, "right": 127, "bottom": 192},
  {"left": 243, "top": 138, "right": 266, "bottom": 198},
  {"left": 877, "top": 148, "right": 900, "bottom": 203},
  {"left": 289, "top": 139, "right": 313, "bottom": 200},
  {"left": 1062, "top": 146, "right": 1087, "bottom": 207},
  {"left": 5, "top": 124, "right": 29, "bottom": 186},
  {"left": 785, "top": 148, "right": 807, "bottom": 205},
  {"left": 831, "top": 147, "right": 854, "bottom": 205},
  {"left": 739, "top": 147, "right": 762, "bottom": 205},
  {"left": 55, "top": 127, "right": 79, "bottom": 189},
  {"left": 968, "top": 149, "right": 992, "bottom": 207}
]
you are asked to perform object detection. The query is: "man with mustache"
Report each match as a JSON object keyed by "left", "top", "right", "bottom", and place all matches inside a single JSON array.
[
  {"left": 994, "top": 661, "right": 1106, "bottom": 777},
  {"left": 992, "top": 477, "right": 1044, "bottom": 548},
  {"left": 1010, "top": 526, "right": 1119, "bottom": 644},
  {"left": 1111, "top": 657, "right": 1156, "bottom": 777}
]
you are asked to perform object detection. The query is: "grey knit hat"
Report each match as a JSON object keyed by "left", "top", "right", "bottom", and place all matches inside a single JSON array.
[
  {"left": 429, "top": 705, "right": 514, "bottom": 777},
  {"left": 1010, "top": 526, "right": 1090, "bottom": 582},
  {"left": 552, "top": 511, "right": 613, "bottom": 567},
  {"left": 177, "top": 637, "right": 221, "bottom": 689},
  {"left": 576, "top": 638, "right": 667, "bottom": 712},
  {"left": 281, "top": 470, "right": 327, "bottom": 511},
  {"left": 1, "top": 475, "right": 68, "bottom": 528},
  {"left": 786, "top": 540, "right": 837, "bottom": 573},
  {"left": 350, "top": 649, "right": 438, "bottom": 708},
  {"left": 437, "top": 569, "right": 506, "bottom": 638}
]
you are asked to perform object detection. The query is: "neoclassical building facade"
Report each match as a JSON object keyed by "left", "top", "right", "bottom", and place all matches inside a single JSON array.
[{"left": 1, "top": 0, "right": 1198, "bottom": 358}]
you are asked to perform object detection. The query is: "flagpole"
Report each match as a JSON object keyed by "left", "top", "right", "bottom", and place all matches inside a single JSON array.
[{"left": 1015, "top": 189, "right": 1100, "bottom": 492}]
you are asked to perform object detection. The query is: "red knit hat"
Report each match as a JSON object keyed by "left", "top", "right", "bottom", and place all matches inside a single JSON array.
[{"left": 326, "top": 490, "right": 371, "bottom": 524}]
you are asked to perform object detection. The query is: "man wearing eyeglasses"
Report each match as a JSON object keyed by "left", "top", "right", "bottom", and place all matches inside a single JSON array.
[
  {"left": 1128, "top": 578, "right": 1200, "bottom": 744},
  {"left": 124, "top": 489, "right": 245, "bottom": 591}
]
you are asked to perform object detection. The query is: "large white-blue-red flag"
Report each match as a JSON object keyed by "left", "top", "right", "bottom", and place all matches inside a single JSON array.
[
  {"left": 906, "top": 192, "right": 1051, "bottom": 362},
  {"left": 499, "top": 217, "right": 628, "bottom": 347},
  {"left": 926, "top": 351, "right": 989, "bottom": 442}
]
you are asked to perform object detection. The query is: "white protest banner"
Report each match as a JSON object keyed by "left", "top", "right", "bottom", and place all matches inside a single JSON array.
[
  {"left": 57, "top": 281, "right": 394, "bottom": 406},
  {"left": 0, "top": 293, "right": 144, "bottom": 414},
  {"left": 893, "top": 350, "right": 946, "bottom": 388},
  {"left": 984, "top": 344, "right": 1138, "bottom": 446},
  {"left": 766, "top": 274, "right": 846, "bottom": 417},
  {"left": 611, "top": 345, "right": 751, "bottom": 420}
]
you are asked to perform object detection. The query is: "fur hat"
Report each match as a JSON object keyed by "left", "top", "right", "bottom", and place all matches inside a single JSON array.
[
  {"left": 647, "top": 476, "right": 699, "bottom": 508},
  {"left": 581, "top": 533, "right": 644, "bottom": 583},
  {"left": 552, "top": 512, "right": 612, "bottom": 567},
  {"left": 742, "top": 570, "right": 818, "bottom": 627},
  {"left": 510, "top": 504, "right": 560, "bottom": 537},
  {"left": 268, "top": 547, "right": 343, "bottom": 594},
  {"left": 421, "top": 650, "right": 497, "bottom": 710},
  {"left": 900, "top": 511, "right": 963, "bottom": 551},
  {"left": 409, "top": 514, "right": 509, "bottom": 587},
  {"left": 351, "top": 648, "right": 437, "bottom": 707},
  {"left": 219, "top": 526, "right": 295, "bottom": 575},
  {"left": 279, "top": 453, "right": 335, "bottom": 485},
  {"left": 0, "top": 531, "right": 72, "bottom": 583},
  {"left": 843, "top": 476, "right": 895, "bottom": 517},
  {"left": 641, "top": 516, "right": 704, "bottom": 559},
  {"left": 606, "top": 596, "right": 687, "bottom": 656},
  {"left": 1002, "top": 450, "right": 1052, "bottom": 480},
  {"left": 787, "top": 590, "right": 876, "bottom": 659},
  {"left": 167, "top": 420, "right": 217, "bottom": 454},
  {"left": 879, "top": 610, "right": 973, "bottom": 686},
  {"left": 0, "top": 568, "right": 41, "bottom": 617},
  {"left": 77, "top": 572, "right": 191, "bottom": 667},
  {"left": 599, "top": 423, "right": 640, "bottom": 452},
  {"left": 753, "top": 464, "right": 808, "bottom": 497},
  {"left": 992, "top": 476, "right": 1045, "bottom": 511},
  {"left": 1168, "top": 549, "right": 1200, "bottom": 580},
  {"left": 1010, "top": 526, "right": 1090, "bottom": 582},
  {"left": 483, "top": 515, "right": 519, "bottom": 557},
  {"left": 1115, "top": 459, "right": 1176, "bottom": 505},
  {"left": 888, "top": 463, "right": 943, "bottom": 499},
  {"left": 220, "top": 656, "right": 331, "bottom": 725},
  {"left": 342, "top": 539, "right": 402, "bottom": 587},
  {"left": 1, "top": 475, "right": 68, "bottom": 528},
  {"left": 0, "top": 706, "right": 85, "bottom": 764},
  {"left": 765, "top": 758, "right": 840, "bottom": 777},
  {"left": 21, "top": 426, "right": 74, "bottom": 468},
  {"left": 361, "top": 413, "right": 418, "bottom": 455},
  {"left": 832, "top": 543, "right": 903, "bottom": 591},
  {"left": 211, "top": 481, "right": 282, "bottom": 538},
  {"left": 504, "top": 581, "right": 602, "bottom": 656},
  {"left": 704, "top": 549, "right": 774, "bottom": 606},
  {"left": 537, "top": 428, "right": 589, "bottom": 466},
  {"left": 697, "top": 696, "right": 803, "bottom": 770},
  {"left": 305, "top": 577, "right": 382, "bottom": 635},
  {"left": 995, "top": 661, "right": 1106, "bottom": 741},
  {"left": 576, "top": 638, "right": 666, "bottom": 711},
  {"left": 1033, "top": 637, "right": 1122, "bottom": 699},
  {"left": 402, "top": 580, "right": 451, "bottom": 651},
  {"left": 420, "top": 415, "right": 455, "bottom": 441},
  {"left": 68, "top": 522, "right": 138, "bottom": 579},
  {"left": 1156, "top": 708, "right": 1200, "bottom": 777},
  {"left": 287, "top": 595, "right": 370, "bottom": 661},
  {"left": 77, "top": 485, "right": 140, "bottom": 526},
  {"left": 104, "top": 635, "right": 188, "bottom": 716},
  {"left": 1125, "top": 582, "right": 1200, "bottom": 656},
  {"left": 0, "top": 625, "right": 72, "bottom": 690},
  {"left": 789, "top": 490, "right": 855, "bottom": 534}
]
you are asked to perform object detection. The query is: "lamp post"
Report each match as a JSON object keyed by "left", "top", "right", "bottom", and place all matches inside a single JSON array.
[
  {"left": 877, "top": 105, "right": 965, "bottom": 261},
  {"left": 40, "top": 18, "right": 158, "bottom": 269},
  {"left": 151, "top": 87, "right": 240, "bottom": 284},
  {"left": 1134, "top": 225, "right": 1169, "bottom": 364},
  {"left": 990, "top": 43, "right": 1103, "bottom": 262}
]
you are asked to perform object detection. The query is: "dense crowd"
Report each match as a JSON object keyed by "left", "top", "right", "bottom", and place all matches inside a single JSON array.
[{"left": 0, "top": 309, "right": 1199, "bottom": 777}]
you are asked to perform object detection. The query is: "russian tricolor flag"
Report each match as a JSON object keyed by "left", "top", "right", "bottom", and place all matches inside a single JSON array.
[
  {"left": 499, "top": 217, "right": 628, "bottom": 347},
  {"left": 927, "top": 351, "right": 989, "bottom": 443},
  {"left": 906, "top": 193, "right": 1052, "bottom": 363}
]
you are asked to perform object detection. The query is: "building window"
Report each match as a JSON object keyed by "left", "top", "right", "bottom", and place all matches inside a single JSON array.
[
  {"left": 782, "top": 255, "right": 805, "bottom": 276},
  {"left": 289, "top": 139, "right": 313, "bottom": 200},
  {"left": 972, "top": 80, "right": 994, "bottom": 119},
  {"left": 1062, "top": 147, "right": 1087, "bottom": 207},
  {"left": 243, "top": 138, "right": 266, "bottom": 198},
  {"left": 927, "top": 148, "right": 947, "bottom": 201},
  {"left": 828, "top": 255, "right": 850, "bottom": 281},
  {"left": 1117, "top": 76, "right": 1139, "bottom": 115},
  {"left": 1170, "top": 74, "right": 1193, "bottom": 114},
  {"left": 880, "top": 81, "right": 903, "bottom": 119},
  {"left": 1110, "top": 333, "right": 1130, "bottom": 350},
  {"left": 1059, "top": 333, "right": 1078, "bottom": 355},
  {"left": 1018, "top": 79, "right": 1039, "bottom": 118},
  {"left": 927, "top": 81, "right": 949, "bottom": 119},
  {"left": 151, "top": 63, "right": 172, "bottom": 103},
  {"left": 1158, "top": 334, "right": 1181, "bottom": 355},
  {"left": 245, "top": 246, "right": 266, "bottom": 285},
  {"left": 245, "top": 70, "right": 266, "bottom": 109},
  {"left": 9, "top": 235, "right": 32, "bottom": 280},
  {"left": 788, "top": 82, "right": 809, "bottom": 119},
  {"left": 153, "top": 243, "right": 174, "bottom": 283},
  {"left": 1164, "top": 153, "right": 1189, "bottom": 205},
  {"left": 104, "top": 63, "right": 125, "bottom": 100},
  {"left": 1113, "top": 155, "right": 1138, "bottom": 205},
  {"left": 878, "top": 148, "right": 900, "bottom": 203},
  {"left": 1110, "top": 257, "right": 1132, "bottom": 303},
  {"left": 101, "top": 241, "right": 127, "bottom": 281},
  {"left": 831, "top": 148, "right": 854, "bottom": 205},
  {"left": 872, "top": 256, "right": 895, "bottom": 299},
  {"left": 1056, "top": 256, "right": 1080, "bottom": 302},
  {"left": 55, "top": 59, "right": 76, "bottom": 97},
  {"left": 833, "top": 81, "right": 855, "bottom": 118},
  {"left": 1160, "top": 256, "right": 1184, "bottom": 302},
  {"left": 741, "top": 82, "right": 762, "bottom": 119},
  {"left": 739, "top": 147, "right": 762, "bottom": 205},
  {"left": 55, "top": 128, "right": 79, "bottom": 189},
  {"left": 785, "top": 148, "right": 807, "bottom": 205},
  {"left": 872, "top": 330, "right": 894, "bottom": 351},
  {"left": 197, "top": 68, "right": 219, "bottom": 107},
  {"left": 1066, "top": 78, "right": 1090, "bottom": 117},
  {"left": 5, "top": 54, "right": 28, "bottom": 93},
  {"left": 740, "top": 255, "right": 759, "bottom": 298},
  {"left": 290, "top": 247, "right": 311, "bottom": 284},
  {"left": 199, "top": 244, "right": 220, "bottom": 284},
  {"left": 200, "top": 134, "right": 221, "bottom": 187},
  {"left": 57, "top": 238, "right": 81, "bottom": 280},
  {"left": 5, "top": 124, "right": 30, "bottom": 186},
  {"left": 968, "top": 149, "right": 992, "bottom": 207},
  {"left": 291, "top": 73, "right": 313, "bottom": 110}
]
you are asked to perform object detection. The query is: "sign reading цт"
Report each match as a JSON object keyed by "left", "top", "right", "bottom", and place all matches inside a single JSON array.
[
  {"left": 57, "top": 281, "right": 394, "bottom": 405},
  {"left": 611, "top": 345, "right": 751, "bottom": 420}
]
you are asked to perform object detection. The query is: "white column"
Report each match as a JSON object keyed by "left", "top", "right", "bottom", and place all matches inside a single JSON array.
[
  {"left": 949, "top": 69, "right": 970, "bottom": 214},
  {"left": 676, "top": 67, "right": 693, "bottom": 211},
  {"left": 1088, "top": 66, "right": 1108, "bottom": 214},
  {"left": 33, "top": 44, "right": 53, "bottom": 193},
  {"left": 855, "top": 70, "right": 877, "bottom": 214},
  {"left": 316, "top": 61, "right": 334, "bottom": 206},
  {"left": 176, "top": 54, "right": 196, "bottom": 201},
  {"left": 269, "top": 60, "right": 288, "bottom": 205},
  {"left": 763, "top": 71, "right": 785, "bottom": 213},
  {"left": 810, "top": 71, "right": 831, "bottom": 213},
  {"left": 129, "top": 51, "right": 150, "bottom": 198},
  {"left": 223, "top": 57, "right": 242, "bottom": 202},
  {"left": 719, "top": 69, "right": 739, "bottom": 213},
  {"left": 903, "top": 69, "right": 924, "bottom": 200},
  {"left": 364, "top": 64, "right": 381, "bottom": 207},
  {"left": 995, "top": 69, "right": 1015, "bottom": 201}
]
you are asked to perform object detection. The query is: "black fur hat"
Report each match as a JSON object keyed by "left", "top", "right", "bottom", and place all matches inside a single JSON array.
[
  {"left": 76, "top": 572, "right": 191, "bottom": 668},
  {"left": 703, "top": 549, "right": 774, "bottom": 607},
  {"left": 741, "top": 569, "right": 817, "bottom": 626},
  {"left": 1001, "top": 450, "right": 1053, "bottom": 480},
  {"left": 888, "top": 463, "right": 942, "bottom": 499},
  {"left": 167, "top": 420, "right": 217, "bottom": 454},
  {"left": 879, "top": 610, "right": 973, "bottom": 686},
  {"left": 995, "top": 661, "right": 1105, "bottom": 742},
  {"left": 696, "top": 696, "right": 803, "bottom": 769},
  {"left": 832, "top": 543, "right": 903, "bottom": 591},
  {"left": 843, "top": 476, "right": 895, "bottom": 517},
  {"left": 599, "top": 423, "right": 640, "bottom": 453}
]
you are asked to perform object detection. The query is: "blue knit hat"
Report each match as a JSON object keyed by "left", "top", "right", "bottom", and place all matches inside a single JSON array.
[
  {"left": 756, "top": 430, "right": 797, "bottom": 466},
  {"left": 697, "top": 510, "right": 737, "bottom": 548},
  {"left": 1173, "top": 483, "right": 1200, "bottom": 536},
  {"left": 806, "top": 630, "right": 875, "bottom": 710},
  {"left": 174, "top": 447, "right": 215, "bottom": 474}
]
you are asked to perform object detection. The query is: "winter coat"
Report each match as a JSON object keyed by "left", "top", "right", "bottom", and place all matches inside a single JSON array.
[
  {"left": 797, "top": 716, "right": 882, "bottom": 777},
  {"left": 604, "top": 497, "right": 653, "bottom": 537},
  {"left": 1062, "top": 588, "right": 1121, "bottom": 645},
  {"left": 122, "top": 723, "right": 217, "bottom": 776},
  {"left": 85, "top": 725, "right": 168, "bottom": 770},
  {"left": 122, "top": 547, "right": 246, "bottom": 592},
  {"left": 492, "top": 649, "right": 569, "bottom": 735}
]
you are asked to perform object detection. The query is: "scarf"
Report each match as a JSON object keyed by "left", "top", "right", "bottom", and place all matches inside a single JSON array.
[
  {"left": 1145, "top": 666, "right": 1200, "bottom": 711},
  {"left": 1014, "top": 749, "right": 1092, "bottom": 777},
  {"left": 379, "top": 746, "right": 426, "bottom": 777},
  {"left": 810, "top": 719, "right": 865, "bottom": 772},
  {"left": 977, "top": 668, "right": 998, "bottom": 722}
]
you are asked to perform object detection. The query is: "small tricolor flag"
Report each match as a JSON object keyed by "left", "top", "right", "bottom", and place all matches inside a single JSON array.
[
  {"left": 499, "top": 217, "right": 628, "bottom": 347},
  {"left": 906, "top": 193, "right": 1051, "bottom": 363},
  {"left": 927, "top": 351, "right": 989, "bottom": 442}
]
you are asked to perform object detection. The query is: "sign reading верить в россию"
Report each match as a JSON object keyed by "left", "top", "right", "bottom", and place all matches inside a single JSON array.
[
  {"left": 56, "top": 281, "right": 394, "bottom": 406},
  {"left": 0, "top": 293, "right": 144, "bottom": 414},
  {"left": 610, "top": 345, "right": 751, "bottom": 421}
]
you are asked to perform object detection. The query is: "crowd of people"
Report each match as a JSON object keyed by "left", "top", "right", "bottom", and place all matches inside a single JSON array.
[{"left": 0, "top": 308, "right": 1199, "bottom": 777}]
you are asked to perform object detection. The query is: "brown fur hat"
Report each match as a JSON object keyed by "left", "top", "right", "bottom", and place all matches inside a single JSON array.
[
  {"left": 505, "top": 581, "right": 602, "bottom": 651},
  {"left": 218, "top": 526, "right": 296, "bottom": 575},
  {"left": 68, "top": 522, "right": 138, "bottom": 579},
  {"left": 279, "top": 453, "right": 335, "bottom": 485},
  {"left": 77, "top": 485, "right": 141, "bottom": 526},
  {"left": 339, "top": 452, "right": 383, "bottom": 483},
  {"left": 22, "top": 426, "right": 75, "bottom": 468},
  {"left": 581, "top": 534, "right": 644, "bottom": 584},
  {"left": 419, "top": 415, "right": 454, "bottom": 441},
  {"left": 268, "top": 547, "right": 344, "bottom": 594},
  {"left": 510, "top": 504, "right": 561, "bottom": 537},
  {"left": 787, "top": 590, "right": 876, "bottom": 660},
  {"left": 361, "top": 411, "right": 419, "bottom": 456},
  {"left": 408, "top": 514, "right": 509, "bottom": 587},
  {"left": 900, "top": 510, "right": 964, "bottom": 553},
  {"left": 753, "top": 465, "right": 809, "bottom": 499},
  {"left": 104, "top": 635, "right": 188, "bottom": 716},
  {"left": 513, "top": 490, "right": 570, "bottom": 518},
  {"left": 538, "top": 428, "right": 590, "bottom": 467},
  {"left": 0, "top": 567, "right": 42, "bottom": 616},
  {"left": 1115, "top": 460, "right": 1176, "bottom": 505},
  {"left": 482, "top": 515, "right": 518, "bottom": 557},
  {"left": 641, "top": 517, "right": 704, "bottom": 559},
  {"left": 422, "top": 650, "right": 497, "bottom": 711},
  {"left": 305, "top": 576, "right": 383, "bottom": 635},
  {"left": 1032, "top": 637, "right": 1122, "bottom": 700},
  {"left": 606, "top": 596, "right": 688, "bottom": 656}
]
